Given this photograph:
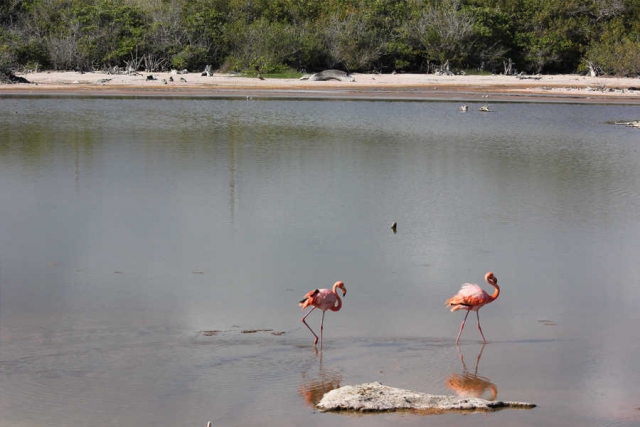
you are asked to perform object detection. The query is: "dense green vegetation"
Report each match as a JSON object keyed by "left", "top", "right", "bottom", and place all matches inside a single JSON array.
[{"left": 1, "top": 0, "right": 639, "bottom": 76}]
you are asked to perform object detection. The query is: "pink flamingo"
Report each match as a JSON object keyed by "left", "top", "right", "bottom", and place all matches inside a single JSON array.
[
  {"left": 299, "top": 281, "right": 347, "bottom": 346},
  {"left": 446, "top": 272, "right": 500, "bottom": 344}
]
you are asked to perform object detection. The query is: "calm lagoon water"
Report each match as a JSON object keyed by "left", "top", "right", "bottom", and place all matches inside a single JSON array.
[{"left": 1, "top": 96, "right": 640, "bottom": 427}]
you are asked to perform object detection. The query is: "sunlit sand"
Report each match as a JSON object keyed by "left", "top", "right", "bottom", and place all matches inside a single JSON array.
[{"left": 3, "top": 70, "right": 640, "bottom": 102}]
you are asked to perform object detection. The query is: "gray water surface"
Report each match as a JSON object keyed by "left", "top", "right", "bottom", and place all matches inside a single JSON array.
[{"left": 1, "top": 97, "right": 640, "bottom": 427}]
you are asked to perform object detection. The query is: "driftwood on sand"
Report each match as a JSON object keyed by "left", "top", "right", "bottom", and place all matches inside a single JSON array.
[
  {"left": 316, "top": 382, "right": 536, "bottom": 414},
  {"left": 300, "top": 69, "right": 355, "bottom": 82}
]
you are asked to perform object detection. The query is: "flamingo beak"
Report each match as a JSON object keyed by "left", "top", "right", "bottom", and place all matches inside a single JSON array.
[{"left": 342, "top": 288, "right": 347, "bottom": 297}]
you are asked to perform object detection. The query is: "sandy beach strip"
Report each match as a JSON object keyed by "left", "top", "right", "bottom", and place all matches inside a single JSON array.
[{"left": 2, "top": 70, "right": 640, "bottom": 103}]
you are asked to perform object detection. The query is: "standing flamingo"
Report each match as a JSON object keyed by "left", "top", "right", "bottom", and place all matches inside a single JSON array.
[
  {"left": 299, "top": 281, "right": 347, "bottom": 346},
  {"left": 446, "top": 272, "right": 500, "bottom": 344}
]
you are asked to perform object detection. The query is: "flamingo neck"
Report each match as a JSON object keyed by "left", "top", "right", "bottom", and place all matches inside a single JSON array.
[
  {"left": 330, "top": 283, "right": 343, "bottom": 312},
  {"left": 488, "top": 281, "right": 500, "bottom": 301},
  {"left": 330, "top": 281, "right": 347, "bottom": 311},
  {"left": 330, "top": 294, "right": 342, "bottom": 311}
]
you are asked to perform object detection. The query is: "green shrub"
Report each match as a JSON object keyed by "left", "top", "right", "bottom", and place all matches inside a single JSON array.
[
  {"left": 171, "top": 46, "right": 209, "bottom": 70},
  {"left": 584, "top": 38, "right": 640, "bottom": 76}
]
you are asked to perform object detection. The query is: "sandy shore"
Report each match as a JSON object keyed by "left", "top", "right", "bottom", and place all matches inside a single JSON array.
[{"left": 2, "top": 70, "right": 640, "bottom": 103}]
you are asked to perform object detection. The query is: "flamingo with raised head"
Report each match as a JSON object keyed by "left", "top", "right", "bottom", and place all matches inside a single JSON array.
[
  {"left": 299, "top": 281, "right": 346, "bottom": 346},
  {"left": 446, "top": 272, "right": 500, "bottom": 344}
]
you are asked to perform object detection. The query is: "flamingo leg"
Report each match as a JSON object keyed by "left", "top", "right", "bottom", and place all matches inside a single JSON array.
[
  {"left": 456, "top": 310, "right": 471, "bottom": 344},
  {"left": 476, "top": 311, "right": 487, "bottom": 343},
  {"left": 319, "top": 310, "right": 326, "bottom": 348},
  {"left": 301, "top": 307, "right": 319, "bottom": 345}
]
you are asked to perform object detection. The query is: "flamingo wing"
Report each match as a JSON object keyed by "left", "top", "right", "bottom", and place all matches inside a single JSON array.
[
  {"left": 446, "top": 283, "right": 492, "bottom": 311},
  {"left": 299, "top": 289, "right": 319, "bottom": 310},
  {"left": 300, "top": 288, "right": 337, "bottom": 311},
  {"left": 310, "top": 289, "right": 337, "bottom": 311}
]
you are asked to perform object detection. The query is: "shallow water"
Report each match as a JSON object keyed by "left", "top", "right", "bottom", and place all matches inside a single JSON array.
[{"left": 1, "top": 97, "right": 640, "bottom": 426}]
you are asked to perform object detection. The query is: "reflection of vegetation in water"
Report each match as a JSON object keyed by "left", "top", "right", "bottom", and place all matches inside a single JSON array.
[
  {"left": 446, "top": 344, "right": 497, "bottom": 401},
  {"left": 0, "top": 124, "right": 97, "bottom": 180}
]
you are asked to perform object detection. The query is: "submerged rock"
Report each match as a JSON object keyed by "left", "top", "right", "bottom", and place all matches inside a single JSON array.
[
  {"left": 316, "top": 382, "right": 535, "bottom": 413},
  {"left": 614, "top": 120, "right": 640, "bottom": 128}
]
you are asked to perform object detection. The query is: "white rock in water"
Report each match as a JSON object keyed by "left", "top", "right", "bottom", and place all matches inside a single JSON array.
[{"left": 316, "top": 382, "right": 535, "bottom": 413}]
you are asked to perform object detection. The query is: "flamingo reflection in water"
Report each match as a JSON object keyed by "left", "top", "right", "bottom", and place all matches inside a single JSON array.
[
  {"left": 298, "top": 353, "right": 342, "bottom": 407},
  {"left": 446, "top": 344, "right": 497, "bottom": 401}
]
